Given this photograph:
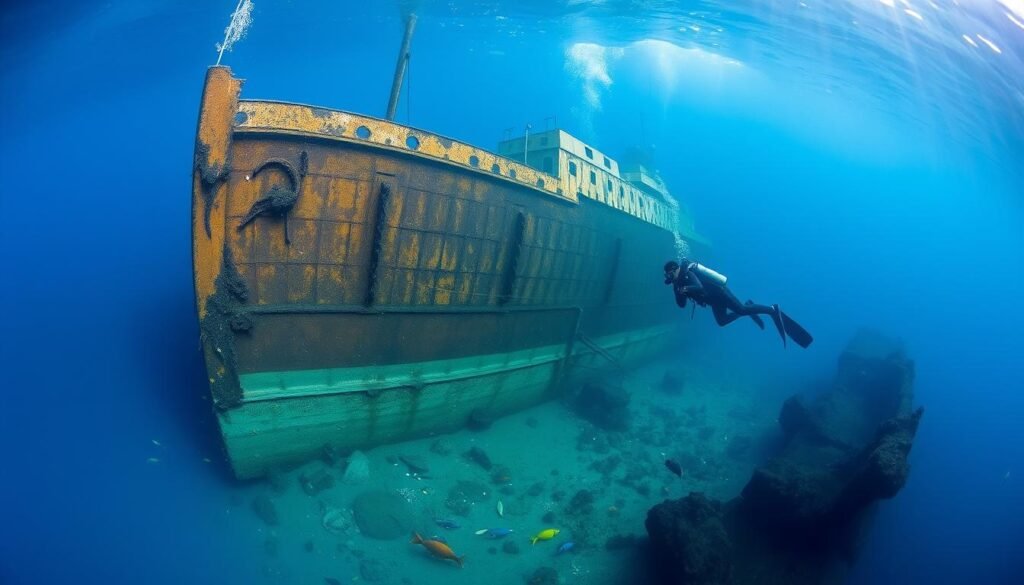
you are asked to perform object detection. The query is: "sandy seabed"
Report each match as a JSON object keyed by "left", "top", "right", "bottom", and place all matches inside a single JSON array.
[{"left": 222, "top": 357, "right": 778, "bottom": 585}]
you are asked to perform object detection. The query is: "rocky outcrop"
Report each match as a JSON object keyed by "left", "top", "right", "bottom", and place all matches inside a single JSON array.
[
  {"left": 646, "top": 493, "right": 732, "bottom": 585},
  {"left": 570, "top": 379, "right": 632, "bottom": 431},
  {"left": 342, "top": 450, "right": 370, "bottom": 484},
  {"left": 352, "top": 490, "right": 417, "bottom": 539},
  {"left": 299, "top": 465, "right": 335, "bottom": 496},
  {"left": 251, "top": 494, "right": 279, "bottom": 526},
  {"left": 740, "top": 330, "right": 921, "bottom": 548},
  {"left": 835, "top": 407, "right": 923, "bottom": 509},
  {"left": 646, "top": 330, "right": 923, "bottom": 585}
]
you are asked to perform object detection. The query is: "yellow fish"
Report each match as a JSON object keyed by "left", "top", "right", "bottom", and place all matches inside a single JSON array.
[{"left": 531, "top": 528, "right": 560, "bottom": 545}]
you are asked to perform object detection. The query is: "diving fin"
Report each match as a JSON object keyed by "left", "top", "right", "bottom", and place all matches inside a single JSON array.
[
  {"left": 780, "top": 312, "right": 813, "bottom": 348},
  {"left": 745, "top": 301, "right": 765, "bottom": 330},
  {"left": 770, "top": 304, "right": 787, "bottom": 348}
]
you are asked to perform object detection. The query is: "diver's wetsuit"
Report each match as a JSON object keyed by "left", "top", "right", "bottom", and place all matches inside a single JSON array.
[{"left": 671, "top": 264, "right": 775, "bottom": 327}]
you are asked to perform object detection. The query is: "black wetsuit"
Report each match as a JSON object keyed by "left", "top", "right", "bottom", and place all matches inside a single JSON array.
[{"left": 671, "top": 264, "right": 775, "bottom": 327}]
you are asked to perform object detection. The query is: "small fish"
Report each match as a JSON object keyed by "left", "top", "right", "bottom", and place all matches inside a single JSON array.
[
  {"left": 497, "top": 500, "right": 504, "bottom": 517},
  {"left": 151, "top": 439, "right": 162, "bottom": 447},
  {"left": 556, "top": 541, "right": 575, "bottom": 555},
  {"left": 474, "top": 528, "right": 514, "bottom": 539},
  {"left": 411, "top": 532, "right": 464, "bottom": 568},
  {"left": 665, "top": 459, "right": 683, "bottom": 477},
  {"left": 435, "top": 518, "right": 460, "bottom": 530},
  {"left": 147, "top": 457, "right": 160, "bottom": 464},
  {"left": 531, "top": 528, "right": 560, "bottom": 545},
  {"left": 399, "top": 455, "right": 430, "bottom": 475}
]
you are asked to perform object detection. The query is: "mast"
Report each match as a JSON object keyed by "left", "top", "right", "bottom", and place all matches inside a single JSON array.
[
  {"left": 386, "top": 13, "right": 418, "bottom": 121},
  {"left": 523, "top": 124, "right": 531, "bottom": 164}
]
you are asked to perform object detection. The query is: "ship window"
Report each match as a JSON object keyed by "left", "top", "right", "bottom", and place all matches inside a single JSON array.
[
  {"left": 491, "top": 163, "right": 501, "bottom": 174},
  {"left": 607, "top": 179, "right": 612, "bottom": 191},
  {"left": 619, "top": 186, "right": 624, "bottom": 197},
  {"left": 537, "top": 178, "right": 545, "bottom": 188},
  {"left": 589, "top": 170, "right": 596, "bottom": 185},
  {"left": 469, "top": 155, "right": 480, "bottom": 167},
  {"left": 234, "top": 111, "right": 248, "bottom": 125},
  {"left": 356, "top": 125, "right": 372, "bottom": 139},
  {"left": 542, "top": 157, "right": 553, "bottom": 173},
  {"left": 510, "top": 168, "right": 517, "bottom": 179},
  {"left": 603, "top": 156, "right": 611, "bottom": 169},
  {"left": 568, "top": 161, "right": 577, "bottom": 176},
  {"left": 406, "top": 135, "right": 420, "bottom": 150},
  {"left": 584, "top": 147, "right": 593, "bottom": 159}
]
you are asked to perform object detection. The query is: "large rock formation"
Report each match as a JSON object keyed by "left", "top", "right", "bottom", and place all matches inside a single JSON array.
[
  {"left": 646, "top": 330, "right": 923, "bottom": 585},
  {"left": 645, "top": 493, "right": 732, "bottom": 585}
]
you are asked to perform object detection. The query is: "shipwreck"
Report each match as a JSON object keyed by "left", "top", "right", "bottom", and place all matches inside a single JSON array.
[{"left": 192, "top": 15, "right": 705, "bottom": 478}]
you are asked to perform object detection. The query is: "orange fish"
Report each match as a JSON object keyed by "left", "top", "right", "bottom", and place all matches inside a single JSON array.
[{"left": 411, "top": 532, "right": 465, "bottom": 568}]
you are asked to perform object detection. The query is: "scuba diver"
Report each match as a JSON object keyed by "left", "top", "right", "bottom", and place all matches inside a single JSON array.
[{"left": 663, "top": 259, "right": 813, "bottom": 348}]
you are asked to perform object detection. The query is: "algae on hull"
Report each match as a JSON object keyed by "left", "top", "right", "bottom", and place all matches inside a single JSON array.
[{"left": 200, "top": 246, "right": 248, "bottom": 410}]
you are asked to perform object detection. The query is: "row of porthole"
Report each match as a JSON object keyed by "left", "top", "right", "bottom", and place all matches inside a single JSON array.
[
  {"left": 351, "top": 125, "right": 544, "bottom": 189},
  {"left": 236, "top": 113, "right": 551, "bottom": 194}
]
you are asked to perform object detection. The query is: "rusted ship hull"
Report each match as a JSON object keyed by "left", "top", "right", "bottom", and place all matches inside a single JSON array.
[{"left": 193, "top": 67, "right": 688, "bottom": 478}]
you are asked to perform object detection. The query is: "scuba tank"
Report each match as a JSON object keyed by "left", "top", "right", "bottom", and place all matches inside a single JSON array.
[{"left": 689, "top": 262, "right": 728, "bottom": 287}]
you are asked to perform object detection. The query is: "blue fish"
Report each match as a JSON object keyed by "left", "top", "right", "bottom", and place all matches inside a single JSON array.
[
  {"left": 556, "top": 541, "right": 575, "bottom": 555},
  {"left": 434, "top": 518, "right": 460, "bottom": 530},
  {"left": 474, "top": 527, "right": 515, "bottom": 539}
]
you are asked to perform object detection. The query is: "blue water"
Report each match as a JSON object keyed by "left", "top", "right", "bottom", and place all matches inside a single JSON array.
[{"left": 2, "top": 1, "right": 1021, "bottom": 583}]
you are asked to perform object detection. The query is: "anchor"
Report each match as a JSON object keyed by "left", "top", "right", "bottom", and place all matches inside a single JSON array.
[{"left": 238, "top": 150, "right": 308, "bottom": 245}]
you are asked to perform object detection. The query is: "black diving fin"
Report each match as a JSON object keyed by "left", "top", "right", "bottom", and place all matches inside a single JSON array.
[
  {"left": 770, "top": 304, "right": 787, "bottom": 348},
  {"left": 780, "top": 312, "right": 813, "bottom": 348}
]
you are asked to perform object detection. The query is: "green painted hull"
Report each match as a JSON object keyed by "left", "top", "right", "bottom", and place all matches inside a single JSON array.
[{"left": 222, "top": 324, "right": 675, "bottom": 479}]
